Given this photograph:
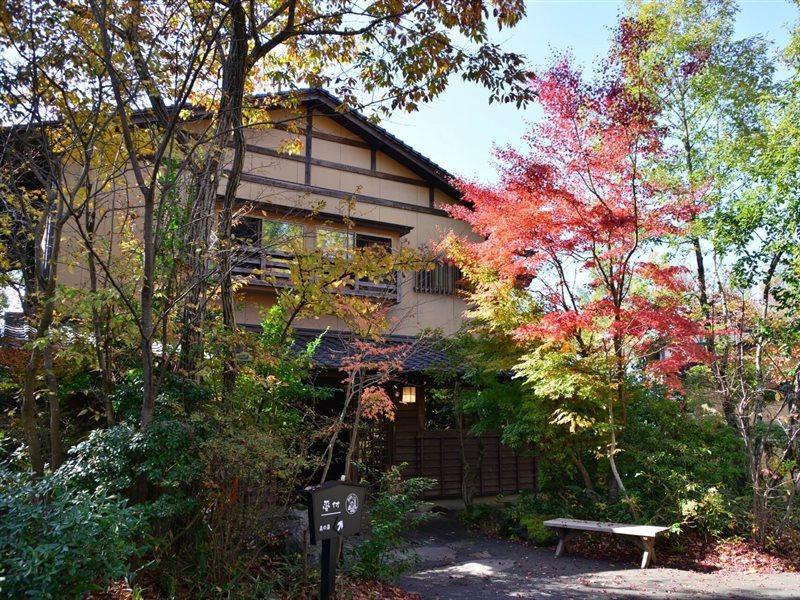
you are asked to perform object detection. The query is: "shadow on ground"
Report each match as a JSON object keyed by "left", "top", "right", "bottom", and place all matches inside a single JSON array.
[{"left": 397, "top": 511, "right": 800, "bottom": 599}]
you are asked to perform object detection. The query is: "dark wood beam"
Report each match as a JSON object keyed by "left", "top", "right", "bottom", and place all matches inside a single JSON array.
[
  {"left": 273, "top": 122, "right": 371, "bottom": 150},
  {"left": 229, "top": 198, "right": 414, "bottom": 236},
  {"left": 234, "top": 171, "right": 450, "bottom": 217},
  {"left": 243, "top": 143, "right": 428, "bottom": 187},
  {"left": 304, "top": 109, "right": 313, "bottom": 185}
]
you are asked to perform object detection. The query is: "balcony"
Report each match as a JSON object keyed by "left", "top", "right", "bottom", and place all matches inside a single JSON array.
[{"left": 231, "top": 245, "right": 400, "bottom": 302}]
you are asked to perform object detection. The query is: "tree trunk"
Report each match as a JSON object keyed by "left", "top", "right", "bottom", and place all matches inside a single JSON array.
[
  {"left": 20, "top": 188, "right": 66, "bottom": 473},
  {"left": 570, "top": 451, "right": 594, "bottom": 493},
  {"left": 343, "top": 382, "right": 364, "bottom": 482},
  {"left": 747, "top": 253, "right": 782, "bottom": 540},
  {"left": 177, "top": 177, "right": 215, "bottom": 377},
  {"left": 178, "top": 1, "right": 248, "bottom": 391},
  {"left": 20, "top": 349, "right": 44, "bottom": 475},
  {"left": 43, "top": 344, "right": 63, "bottom": 469},
  {"left": 454, "top": 383, "right": 477, "bottom": 508},
  {"left": 217, "top": 0, "right": 248, "bottom": 401},
  {"left": 140, "top": 190, "right": 156, "bottom": 428},
  {"left": 321, "top": 372, "right": 362, "bottom": 484},
  {"left": 86, "top": 208, "right": 115, "bottom": 425},
  {"left": 610, "top": 331, "right": 638, "bottom": 518}
]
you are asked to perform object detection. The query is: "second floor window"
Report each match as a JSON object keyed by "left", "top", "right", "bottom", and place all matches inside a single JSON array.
[
  {"left": 232, "top": 217, "right": 304, "bottom": 279},
  {"left": 263, "top": 220, "right": 304, "bottom": 255},
  {"left": 316, "top": 229, "right": 393, "bottom": 257},
  {"left": 231, "top": 216, "right": 261, "bottom": 247},
  {"left": 232, "top": 217, "right": 304, "bottom": 252},
  {"left": 316, "top": 228, "right": 354, "bottom": 257},
  {"left": 414, "top": 262, "right": 462, "bottom": 296}
]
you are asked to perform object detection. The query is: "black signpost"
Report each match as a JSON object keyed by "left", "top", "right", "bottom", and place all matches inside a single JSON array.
[{"left": 304, "top": 480, "right": 366, "bottom": 600}]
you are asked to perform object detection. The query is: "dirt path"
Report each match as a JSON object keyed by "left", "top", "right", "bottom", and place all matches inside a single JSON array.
[{"left": 397, "top": 512, "right": 800, "bottom": 599}]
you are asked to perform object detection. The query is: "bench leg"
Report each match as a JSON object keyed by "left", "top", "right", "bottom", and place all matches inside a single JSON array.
[
  {"left": 555, "top": 536, "right": 566, "bottom": 558},
  {"left": 619, "top": 535, "right": 657, "bottom": 569},
  {"left": 640, "top": 538, "right": 655, "bottom": 569},
  {"left": 554, "top": 528, "right": 575, "bottom": 558}
]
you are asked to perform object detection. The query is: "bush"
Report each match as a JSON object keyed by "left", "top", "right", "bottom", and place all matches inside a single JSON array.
[
  {"left": 58, "top": 420, "right": 202, "bottom": 522},
  {"left": 0, "top": 467, "right": 144, "bottom": 599},
  {"left": 348, "top": 466, "right": 435, "bottom": 582},
  {"left": 615, "top": 388, "right": 748, "bottom": 535},
  {"left": 518, "top": 512, "right": 558, "bottom": 545},
  {"left": 461, "top": 499, "right": 558, "bottom": 545},
  {"left": 459, "top": 503, "right": 495, "bottom": 530}
]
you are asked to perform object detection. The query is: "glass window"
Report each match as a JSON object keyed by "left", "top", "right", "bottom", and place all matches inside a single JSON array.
[
  {"left": 355, "top": 233, "right": 392, "bottom": 251},
  {"left": 263, "top": 220, "right": 304, "bottom": 254},
  {"left": 316, "top": 228, "right": 354, "bottom": 256},
  {"left": 231, "top": 216, "right": 261, "bottom": 246}
]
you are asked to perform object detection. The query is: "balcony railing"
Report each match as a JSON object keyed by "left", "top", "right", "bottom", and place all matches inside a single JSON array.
[{"left": 231, "top": 245, "right": 400, "bottom": 302}]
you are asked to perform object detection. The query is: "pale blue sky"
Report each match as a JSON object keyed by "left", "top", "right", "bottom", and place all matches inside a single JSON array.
[{"left": 381, "top": 0, "right": 799, "bottom": 183}]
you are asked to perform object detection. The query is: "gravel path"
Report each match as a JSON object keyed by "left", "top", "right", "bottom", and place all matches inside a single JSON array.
[{"left": 397, "top": 512, "right": 800, "bottom": 599}]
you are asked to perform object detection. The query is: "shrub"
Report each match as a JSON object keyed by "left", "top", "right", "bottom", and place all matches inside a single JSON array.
[
  {"left": 459, "top": 503, "right": 495, "bottom": 530},
  {"left": 517, "top": 512, "right": 558, "bottom": 545},
  {"left": 348, "top": 466, "right": 435, "bottom": 582},
  {"left": 615, "top": 388, "right": 748, "bottom": 535},
  {"left": 0, "top": 467, "right": 144, "bottom": 599},
  {"left": 58, "top": 420, "right": 202, "bottom": 522}
]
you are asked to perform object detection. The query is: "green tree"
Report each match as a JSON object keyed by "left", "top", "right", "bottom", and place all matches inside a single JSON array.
[
  {"left": 706, "top": 16, "right": 800, "bottom": 542},
  {"left": 625, "top": 0, "right": 774, "bottom": 327}
]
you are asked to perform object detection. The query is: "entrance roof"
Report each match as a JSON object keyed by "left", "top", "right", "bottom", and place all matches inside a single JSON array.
[{"left": 291, "top": 328, "right": 454, "bottom": 374}]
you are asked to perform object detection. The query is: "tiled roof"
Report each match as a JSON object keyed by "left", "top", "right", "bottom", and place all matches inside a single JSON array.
[{"left": 290, "top": 328, "right": 455, "bottom": 374}]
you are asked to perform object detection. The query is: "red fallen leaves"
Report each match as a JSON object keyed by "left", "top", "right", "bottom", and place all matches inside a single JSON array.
[
  {"left": 568, "top": 533, "right": 800, "bottom": 574},
  {"left": 667, "top": 538, "right": 800, "bottom": 574}
]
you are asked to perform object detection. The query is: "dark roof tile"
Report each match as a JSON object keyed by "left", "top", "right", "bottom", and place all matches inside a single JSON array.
[{"left": 290, "top": 328, "right": 453, "bottom": 373}]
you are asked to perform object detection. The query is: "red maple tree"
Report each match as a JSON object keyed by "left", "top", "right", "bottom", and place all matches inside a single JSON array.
[{"left": 446, "top": 55, "right": 710, "bottom": 504}]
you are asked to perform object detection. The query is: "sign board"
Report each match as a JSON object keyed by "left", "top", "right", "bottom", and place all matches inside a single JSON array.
[{"left": 305, "top": 481, "right": 366, "bottom": 544}]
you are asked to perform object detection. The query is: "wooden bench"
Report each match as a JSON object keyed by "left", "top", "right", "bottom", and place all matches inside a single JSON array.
[{"left": 543, "top": 518, "right": 668, "bottom": 569}]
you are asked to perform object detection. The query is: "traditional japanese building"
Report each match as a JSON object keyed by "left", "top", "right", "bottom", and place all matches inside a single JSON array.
[{"left": 3, "top": 88, "right": 537, "bottom": 498}]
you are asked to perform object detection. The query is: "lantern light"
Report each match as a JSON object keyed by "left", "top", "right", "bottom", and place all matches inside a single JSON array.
[{"left": 401, "top": 386, "right": 416, "bottom": 404}]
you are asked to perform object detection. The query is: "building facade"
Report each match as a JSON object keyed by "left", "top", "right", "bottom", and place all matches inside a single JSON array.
[{"left": 6, "top": 89, "right": 537, "bottom": 498}]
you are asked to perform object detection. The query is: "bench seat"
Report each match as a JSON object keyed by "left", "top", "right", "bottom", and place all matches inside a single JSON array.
[{"left": 543, "top": 518, "right": 668, "bottom": 569}]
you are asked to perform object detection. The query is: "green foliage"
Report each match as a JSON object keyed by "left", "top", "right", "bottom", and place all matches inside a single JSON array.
[
  {"left": 518, "top": 512, "right": 558, "bottom": 545},
  {"left": 511, "top": 388, "right": 747, "bottom": 536},
  {"left": 447, "top": 331, "right": 750, "bottom": 539},
  {"left": 460, "top": 501, "right": 558, "bottom": 545},
  {"left": 348, "top": 466, "right": 436, "bottom": 582},
  {"left": 0, "top": 466, "right": 144, "bottom": 599},
  {"left": 459, "top": 503, "right": 496, "bottom": 529},
  {"left": 615, "top": 387, "right": 747, "bottom": 534},
  {"left": 58, "top": 419, "right": 202, "bottom": 523}
]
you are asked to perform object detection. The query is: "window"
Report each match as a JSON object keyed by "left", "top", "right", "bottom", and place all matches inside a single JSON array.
[
  {"left": 231, "top": 218, "right": 303, "bottom": 280},
  {"left": 316, "top": 228, "right": 354, "bottom": 256},
  {"left": 414, "top": 262, "right": 462, "bottom": 296},
  {"left": 263, "top": 220, "right": 304, "bottom": 254},
  {"left": 316, "top": 229, "right": 393, "bottom": 256},
  {"left": 231, "top": 216, "right": 261, "bottom": 246},
  {"left": 356, "top": 233, "right": 392, "bottom": 251}
]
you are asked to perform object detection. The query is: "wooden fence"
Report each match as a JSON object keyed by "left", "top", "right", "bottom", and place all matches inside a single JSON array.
[{"left": 390, "top": 429, "right": 537, "bottom": 499}]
